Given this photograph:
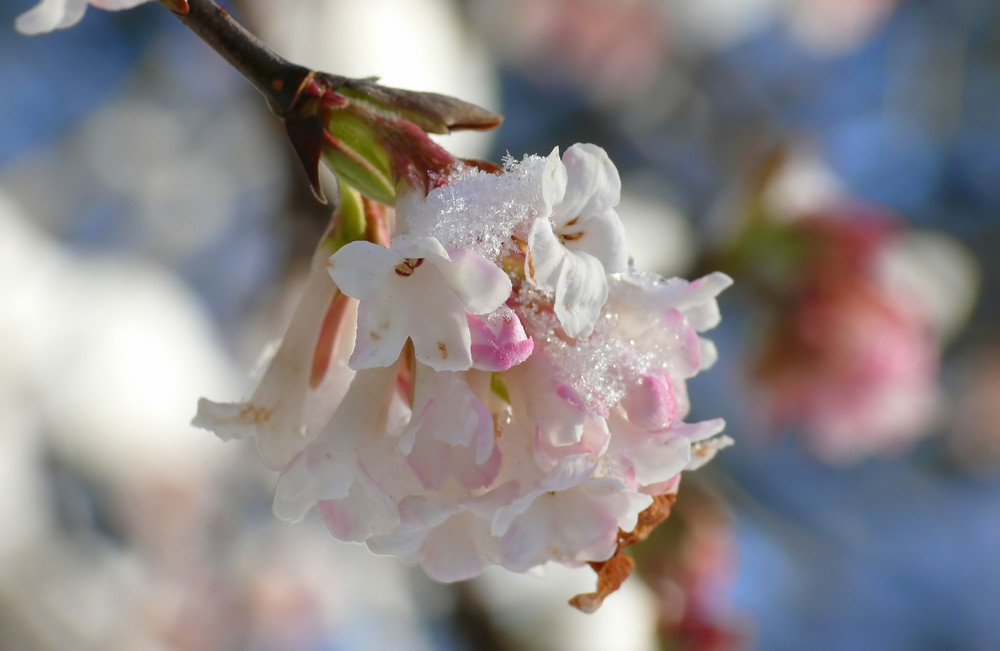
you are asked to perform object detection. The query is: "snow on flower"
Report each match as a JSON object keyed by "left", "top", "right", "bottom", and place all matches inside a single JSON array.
[
  {"left": 525, "top": 144, "right": 629, "bottom": 338},
  {"left": 197, "top": 143, "right": 732, "bottom": 609},
  {"left": 15, "top": 0, "right": 152, "bottom": 35}
]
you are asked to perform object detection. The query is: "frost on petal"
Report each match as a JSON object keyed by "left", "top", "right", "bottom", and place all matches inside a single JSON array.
[
  {"left": 504, "top": 354, "right": 595, "bottom": 458},
  {"left": 193, "top": 140, "right": 734, "bottom": 601},
  {"left": 524, "top": 144, "right": 631, "bottom": 339},
  {"left": 619, "top": 372, "right": 678, "bottom": 431}
]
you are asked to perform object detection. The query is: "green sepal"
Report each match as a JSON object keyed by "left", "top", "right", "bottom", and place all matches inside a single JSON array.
[
  {"left": 490, "top": 372, "right": 511, "bottom": 405},
  {"left": 320, "top": 183, "right": 368, "bottom": 257},
  {"left": 322, "top": 111, "right": 396, "bottom": 206}
]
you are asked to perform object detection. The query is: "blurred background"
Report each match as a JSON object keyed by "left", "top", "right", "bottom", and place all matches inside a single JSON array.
[{"left": 2, "top": 0, "right": 999, "bottom": 648}]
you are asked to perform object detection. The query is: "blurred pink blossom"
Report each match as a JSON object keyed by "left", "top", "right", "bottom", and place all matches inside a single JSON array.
[{"left": 753, "top": 214, "right": 942, "bottom": 463}]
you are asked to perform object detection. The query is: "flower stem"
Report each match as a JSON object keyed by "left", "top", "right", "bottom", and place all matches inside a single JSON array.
[{"left": 161, "top": 0, "right": 310, "bottom": 117}]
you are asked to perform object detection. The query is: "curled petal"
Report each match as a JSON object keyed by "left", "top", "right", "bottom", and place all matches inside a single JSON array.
[
  {"left": 554, "top": 250, "right": 609, "bottom": 338},
  {"left": 552, "top": 143, "right": 622, "bottom": 226},
  {"left": 620, "top": 372, "right": 677, "bottom": 431},
  {"left": 541, "top": 147, "right": 568, "bottom": 213},
  {"left": 525, "top": 217, "right": 565, "bottom": 291},
  {"left": 562, "top": 208, "right": 629, "bottom": 276}
]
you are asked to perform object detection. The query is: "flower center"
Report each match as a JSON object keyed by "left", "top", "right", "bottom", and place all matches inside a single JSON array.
[{"left": 394, "top": 257, "right": 424, "bottom": 277}]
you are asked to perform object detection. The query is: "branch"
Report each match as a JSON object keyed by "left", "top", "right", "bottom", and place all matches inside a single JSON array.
[{"left": 162, "top": 0, "right": 310, "bottom": 117}]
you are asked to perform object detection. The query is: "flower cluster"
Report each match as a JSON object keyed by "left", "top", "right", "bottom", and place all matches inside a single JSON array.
[
  {"left": 195, "top": 143, "right": 732, "bottom": 609},
  {"left": 751, "top": 214, "right": 942, "bottom": 463}
]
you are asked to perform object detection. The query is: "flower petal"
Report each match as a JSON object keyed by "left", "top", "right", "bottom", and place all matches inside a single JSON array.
[
  {"left": 551, "top": 144, "right": 621, "bottom": 226},
  {"left": 541, "top": 147, "right": 568, "bottom": 213},
  {"left": 563, "top": 209, "right": 629, "bottom": 275},
  {"left": 327, "top": 241, "right": 401, "bottom": 300},
  {"left": 16, "top": 0, "right": 89, "bottom": 34},
  {"left": 349, "top": 291, "right": 411, "bottom": 369},
  {"left": 468, "top": 308, "right": 534, "bottom": 372},
  {"left": 553, "top": 250, "right": 609, "bottom": 338},
  {"left": 438, "top": 248, "right": 512, "bottom": 315},
  {"left": 405, "top": 289, "right": 474, "bottom": 371},
  {"left": 525, "top": 217, "right": 566, "bottom": 292}
]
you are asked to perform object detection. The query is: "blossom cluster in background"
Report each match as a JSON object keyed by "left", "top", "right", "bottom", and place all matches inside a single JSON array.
[
  {"left": 717, "top": 149, "right": 978, "bottom": 464},
  {"left": 196, "top": 143, "right": 732, "bottom": 608}
]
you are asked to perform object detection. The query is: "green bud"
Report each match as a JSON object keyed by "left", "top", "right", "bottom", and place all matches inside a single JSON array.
[{"left": 322, "top": 110, "right": 396, "bottom": 206}]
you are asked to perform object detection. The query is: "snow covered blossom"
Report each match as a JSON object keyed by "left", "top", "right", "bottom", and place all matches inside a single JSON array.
[
  {"left": 197, "top": 143, "right": 732, "bottom": 610},
  {"left": 525, "top": 144, "right": 628, "bottom": 338},
  {"left": 15, "top": 0, "right": 152, "bottom": 34}
]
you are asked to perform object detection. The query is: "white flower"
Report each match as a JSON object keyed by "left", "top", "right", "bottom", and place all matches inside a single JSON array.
[
  {"left": 197, "top": 143, "right": 732, "bottom": 609},
  {"left": 193, "top": 244, "right": 356, "bottom": 470},
  {"left": 272, "top": 364, "right": 410, "bottom": 539},
  {"left": 398, "top": 368, "right": 501, "bottom": 490},
  {"left": 328, "top": 236, "right": 511, "bottom": 371},
  {"left": 15, "top": 0, "right": 151, "bottom": 35},
  {"left": 493, "top": 479, "right": 653, "bottom": 572},
  {"left": 525, "top": 144, "right": 628, "bottom": 338}
]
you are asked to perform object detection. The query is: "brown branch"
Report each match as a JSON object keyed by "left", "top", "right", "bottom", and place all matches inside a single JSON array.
[{"left": 161, "top": 0, "right": 310, "bottom": 117}]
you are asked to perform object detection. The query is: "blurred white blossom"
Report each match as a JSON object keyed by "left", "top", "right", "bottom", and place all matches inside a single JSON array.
[{"left": 15, "top": 0, "right": 152, "bottom": 34}]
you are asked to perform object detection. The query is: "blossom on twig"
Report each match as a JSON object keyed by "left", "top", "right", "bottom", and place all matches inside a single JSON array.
[{"left": 197, "top": 144, "right": 732, "bottom": 609}]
